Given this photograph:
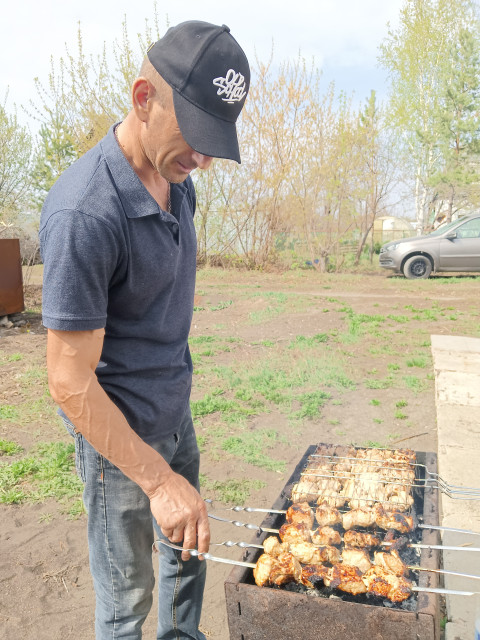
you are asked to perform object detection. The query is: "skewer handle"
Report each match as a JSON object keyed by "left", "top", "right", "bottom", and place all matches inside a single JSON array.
[
  {"left": 413, "top": 586, "right": 475, "bottom": 596},
  {"left": 419, "top": 523, "right": 480, "bottom": 536},
  {"left": 410, "top": 566, "right": 480, "bottom": 581},
  {"left": 408, "top": 543, "right": 480, "bottom": 552},
  {"left": 155, "top": 540, "right": 257, "bottom": 568}
]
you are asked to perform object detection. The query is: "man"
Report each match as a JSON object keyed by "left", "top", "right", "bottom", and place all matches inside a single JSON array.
[{"left": 39, "top": 21, "right": 250, "bottom": 639}]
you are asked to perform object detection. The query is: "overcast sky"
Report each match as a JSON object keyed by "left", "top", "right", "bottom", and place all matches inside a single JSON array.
[{"left": 1, "top": 0, "right": 404, "bottom": 130}]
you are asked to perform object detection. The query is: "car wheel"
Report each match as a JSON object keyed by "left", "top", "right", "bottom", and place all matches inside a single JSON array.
[{"left": 402, "top": 255, "right": 432, "bottom": 279}]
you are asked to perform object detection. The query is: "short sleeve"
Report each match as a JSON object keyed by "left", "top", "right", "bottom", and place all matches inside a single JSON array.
[{"left": 40, "top": 209, "right": 120, "bottom": 331}]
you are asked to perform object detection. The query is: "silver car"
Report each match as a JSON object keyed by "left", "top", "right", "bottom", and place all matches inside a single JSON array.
[{"left": 379, "top": 213, "right": 480, "bottom": 279}]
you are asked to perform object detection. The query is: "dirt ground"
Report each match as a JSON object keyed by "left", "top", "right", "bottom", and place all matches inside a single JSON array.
[{"left": 1, "top": 268, "right": 479, "bottom": 639}]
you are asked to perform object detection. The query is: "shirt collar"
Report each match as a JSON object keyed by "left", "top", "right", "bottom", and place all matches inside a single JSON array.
[{"left": 101, "top": 123, "right": 187, "bottom": 220}]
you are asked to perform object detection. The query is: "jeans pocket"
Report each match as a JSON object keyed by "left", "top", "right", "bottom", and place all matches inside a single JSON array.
[{"left": 63, "top": 417, "right": 86, "bottom": 483}]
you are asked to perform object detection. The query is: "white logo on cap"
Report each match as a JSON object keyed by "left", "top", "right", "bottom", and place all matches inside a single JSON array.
[{"left": 213, "top": 69, "right": 247, "bottom": 104}]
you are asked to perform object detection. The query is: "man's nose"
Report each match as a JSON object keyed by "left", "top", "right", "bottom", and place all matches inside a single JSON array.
[{"left": 192, "top": 151, "right": 213, "bottom": 170}]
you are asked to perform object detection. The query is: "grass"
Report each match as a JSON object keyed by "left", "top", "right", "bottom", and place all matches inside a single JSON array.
[
  {"left": 0, "top": 439, "right": 23, "bottom": 455},
  {"left": 365, "top": 377, "right": 394, "bottom": 389},
  {"left": 406, "top": 356, "right": 429, "bottom": 368},
  {"left": 0, "top": 441, "right": 83, "bottom": 515},
  {"left": 2, "top": 268, "right": 475, "bottom": 516},
  {"left": 0, "top": 405, "right": 20, "bottom": 420},
  {"left": 403, "top": 375, "right": 429, "bottom": 393},
  {"left": 221, "top": 430, "right": 286, "bottom": 472},
  {"left": 200, "top": 477, "right": 267, "bottom": 504},
  {"left": 288, "top": 334, "right": 329, "bottom": 348},
  {"left": 293, "top": 391, "right": 332, "bottom": 418},
  {"left": 338, "top": 306, "right": 385, "bottom": 342}
]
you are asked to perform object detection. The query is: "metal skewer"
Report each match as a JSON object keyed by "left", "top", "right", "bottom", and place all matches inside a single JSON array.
[
  {"left": 410, "top": 566, "right": 480, "bottom": 581},
  {"left": 208, "top": 513, "right": 480, "bottom": 552},
  {"left": 156, "top": 540, "right": 476, "bottom": 597},
  {"left": 209, "top": 540, "right": 480, "bottom": 582},
  {"left": 155, "top": 539, "right": 256, "bottom": 568},
  {"left": 208, "top": 512, "right": 279, "bottom": 533},
  {"left": 307, "top": 453, "right": 480, "bottom": 498},
  {"left": 207, "top": 501, "right": 480, "bottom": 537},
  {"left": 211, "top": 540, "right": 264, "bottom": 550}
]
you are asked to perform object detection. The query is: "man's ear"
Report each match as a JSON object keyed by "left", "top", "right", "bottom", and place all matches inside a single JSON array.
[{"left": 132, "top": 78, "right": 154, "bottom": 123}]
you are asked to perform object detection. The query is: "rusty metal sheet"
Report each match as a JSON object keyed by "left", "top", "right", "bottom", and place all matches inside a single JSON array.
[
  {"left": 225, "top": 581, "right": 435, "bottom": 640},
  {"left": 0, "top": 239, "right": 24, "bottom": 315},
  {"left": 225, "top": 445, "right": 440, "bottom": 640}
]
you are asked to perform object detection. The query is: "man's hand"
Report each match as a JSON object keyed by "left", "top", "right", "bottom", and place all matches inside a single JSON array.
[{"left": 149, "top": 471, "right": 210, "bottom": 561}]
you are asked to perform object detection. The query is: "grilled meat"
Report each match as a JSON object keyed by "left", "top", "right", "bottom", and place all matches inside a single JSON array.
[
  {"left": 313, "top": 545, "right": 341, "bottom": 565},
  {"left": 291, "top": 478, "right": 319, "bottom": 503},
  {"left": 286, "top": 541, "right": 322, "bottom": 564},
  {"left": 342, "top": 507, "right": 376, "bottom": 530},
  {"left": 300, "top": 563, "right": 330, "bottom": 589},
  {"left": 355, "top": 448, "right": 416, "bottom": 465},
  {"left": 295, "top": 446, "right": 416, "bottom": 511},
  {"left": 285, "top": 502, "right": 314, "bottom": 529},
  {"left": 311, "top": 526, "right": 341, "bottom": 546},
  {"left": 253, "top": 553, "right": 276, "bottom": 587},
  {"left": 279, "top": 522, "right": 312, "bottom": 544},
  {"left": 341, "top": 547, "right": 372, "bottom": 573},
  {"left": 342, "top": 505, "right": 414, "bottom": 533},
  {"left": 287, "top": 542, "right": 341, "bottom": 565},
  {"left": 315, "top": 504, "right": 342, "bottom": 527},
  {"left": 374, "top": 505, "right": 414, "bottom": 533},
  {"left": 324, "top": 564, "right": 368, "bottom": 595},
  {"left": 269, "top": 552, "right": 302, "bottom": 586},
  {"left": 343, "top": 530, "right": 381, "bottom": 548},
  {"left": 362, "top": 566, "right": 413, "bottom": 602},
  {"left": 263, "top": 536, "right": 288, "bottom": 558},
  {"left": 373, "top": 550, "right": 408, "bottom": 576}
]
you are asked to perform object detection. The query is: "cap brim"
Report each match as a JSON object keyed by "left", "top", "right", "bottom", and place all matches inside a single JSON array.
[{"left": 173, "top": 91, "right": 241, "bottom": 164}]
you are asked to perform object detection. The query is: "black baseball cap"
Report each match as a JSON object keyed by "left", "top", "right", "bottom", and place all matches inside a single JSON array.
[{"left": 147, "top": 20, "right": 250, "bottom": 163}]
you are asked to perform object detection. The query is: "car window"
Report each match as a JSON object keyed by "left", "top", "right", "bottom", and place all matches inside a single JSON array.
[
  {"left": 455, "top": 218, "right": 480, "bottom": 239},
  {"left": 428, "top": 219, "right": 465, "bottom": 237}
]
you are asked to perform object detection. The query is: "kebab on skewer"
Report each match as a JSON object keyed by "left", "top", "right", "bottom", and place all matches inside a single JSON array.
[
  {"left": 282, "top": 503, "right": 414, "bottom": 547},
  {"left": 286, "top": 500, "right": 415, "bottom": 536},
  {"left": 254, "top": 552, "right": 415, "bottom": 602},
  {"left": 291, "top": 500, "right": 414, "bottom": 533},
  {"left": 292, "top": 447, "right": 417, "bottom": 510},
  {"left": 263, "top": 532, "right": 410, "bottom": 578}
]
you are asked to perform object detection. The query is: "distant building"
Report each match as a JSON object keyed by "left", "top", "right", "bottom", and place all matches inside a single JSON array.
[{"left": 372, "top": 216, "right": 415, "bottom": 245}]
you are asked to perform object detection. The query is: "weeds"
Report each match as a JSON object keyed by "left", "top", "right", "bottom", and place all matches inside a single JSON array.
[
  {"left": 201, "top": 478, "right": 267, "bottom": 504},
  {"left": 0, "top": 442, "right": 82, "bottom": 509},
  {"left": 0, "top": 405, "right": 19, "bottom": 420},
  {"left": 365, "top": 377, "right": 394, "bottom": 389},
  {"left": 293, "top": 391, "right": 332, "bottom": 418},
  {"left": 0, "top": 439, "right": 23, "bottom": 455},
  {"left": 221, "top": 430, "right": 286, "bottom": 472},
  {"left": 406, "top": 357, "right": 429, "bottom": 368},
  {"left": 403, "top": 375, "right": 429, "bottom": 393},
  {"left": 289, "top": 334, "right": 328, "bottom": 348}
]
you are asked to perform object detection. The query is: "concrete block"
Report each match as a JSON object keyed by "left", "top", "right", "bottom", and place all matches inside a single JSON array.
[
  {"left": 433, "top": 350, "right": 480, "bottom": 374},
  {"left": 445, "top": 620, "right": 468, "bottom": 640},
  {"left": 435, "top": 371, "right": 480, "bottom": 406},
  {"left": 432, "top": 334, "right": 480, "bottom": 355}
]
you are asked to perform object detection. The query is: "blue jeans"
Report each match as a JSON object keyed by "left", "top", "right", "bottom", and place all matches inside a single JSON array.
[{"left": 64, "top": 408, "right": 207, "bottom": 640}]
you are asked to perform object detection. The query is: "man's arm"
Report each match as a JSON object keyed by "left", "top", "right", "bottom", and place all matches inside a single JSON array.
[{"left": 47, "top": 328, "right": 209, "bottom": 559}]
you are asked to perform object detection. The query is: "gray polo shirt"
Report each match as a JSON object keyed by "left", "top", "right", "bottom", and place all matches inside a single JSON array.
[{"left": 39, "top": 125, "right": 197, "bottom": 442}]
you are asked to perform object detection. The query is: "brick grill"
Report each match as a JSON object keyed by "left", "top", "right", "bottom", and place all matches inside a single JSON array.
[{"left": 224, "top": 444, "right": 441, "bottom": 640}]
